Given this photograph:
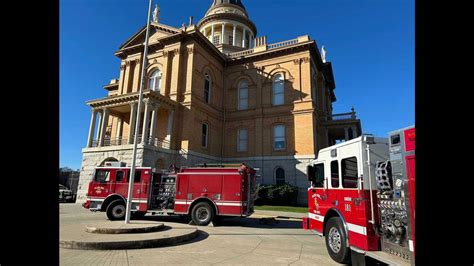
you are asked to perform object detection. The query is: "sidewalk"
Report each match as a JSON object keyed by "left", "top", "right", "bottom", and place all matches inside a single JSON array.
[{"left": 253, "top": 209, "right": 307, "bottom": 219}]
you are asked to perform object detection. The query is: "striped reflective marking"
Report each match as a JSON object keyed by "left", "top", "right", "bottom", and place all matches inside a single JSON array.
[
  {"left": 347, "top": 223, "right": 367, "bottom": 236},
  {"left": 409, "top": 240, "right": 414, "bottom": 251},
  {"left": 307, "top": 212, "right": 367, "bottom": 236},
  {"left": 179, "top": 172, "right": 239, "bottom": 175},
  {"left": 174, "top": 200, "right": 242, "bottom": 206},
  {"left": 216, "top": 202, "right": 241, "bottom": 206},
  {"left": 308, "top": 212, "right": 324, "bottom": 222},
  {"left": 87, "top": 198, "right": 147, "bottom": 203}
]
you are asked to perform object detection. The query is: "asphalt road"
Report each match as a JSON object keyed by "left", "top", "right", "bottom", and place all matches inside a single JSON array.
[{"left": 60, "top": 203, "right": 338, "bottom": 265}]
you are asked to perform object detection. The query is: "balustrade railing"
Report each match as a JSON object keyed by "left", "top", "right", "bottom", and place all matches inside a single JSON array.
[
  {"left": 327, "top": 111, "right": 357, "bottom": 121},
  {"left": 227, "top": 38, "right": 300, "bottom": 59},
  {"left": 266, "top": 38, "right": 299, "bottom": 50},
  {"left": 90, "top": 135, "right": 171, "bottom": 149}
]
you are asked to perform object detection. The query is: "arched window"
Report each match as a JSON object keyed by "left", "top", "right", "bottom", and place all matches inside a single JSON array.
[
  {"left": 275, "top": 167, "right": 285, "bottom": 185},
  {"left": 204, "top": 73, "right": 211, "bottom": 104},
  {"left": 272, "top": 74, "right": 284, "bottom": 106},
  {"left": 148, "top": 70, "right": 161, "bottom": 92},
  {"left": 238, "top": 80, "right": 249, "bottom": 110},
  {"left": 202, "top": 123, "right": 209, "bottom": 148},
  {"left": 273, "top": 125, "right": 286, "bottom": 150}
]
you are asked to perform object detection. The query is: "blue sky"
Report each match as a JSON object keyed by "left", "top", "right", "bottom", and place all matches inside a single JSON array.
[{"left": 60, "top": 0, "right": 414, "bottom": 170}]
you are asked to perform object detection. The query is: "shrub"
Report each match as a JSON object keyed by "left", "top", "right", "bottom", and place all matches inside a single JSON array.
[{"left": 254, "top": 183, "right": 299, "bottom": 206}]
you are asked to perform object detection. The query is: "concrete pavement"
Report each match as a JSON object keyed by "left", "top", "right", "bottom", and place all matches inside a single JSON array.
[{"left": 60, "top": 203, "right": 337, "bottom": 265}]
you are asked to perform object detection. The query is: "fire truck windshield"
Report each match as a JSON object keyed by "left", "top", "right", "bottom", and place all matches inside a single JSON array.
[{"left": 94, "top": 170, "right": 110, "bottom": 183}]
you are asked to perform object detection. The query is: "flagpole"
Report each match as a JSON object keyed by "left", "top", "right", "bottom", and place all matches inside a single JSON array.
[{"left": 125, "top": 0, "right": 154, "bottom": 224}]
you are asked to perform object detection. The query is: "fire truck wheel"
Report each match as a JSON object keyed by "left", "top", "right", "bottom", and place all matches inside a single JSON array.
[
  {"left": 191, "top": 202, "right": 214, "bottom": 226},
  {"left": 106, "top": 200, "right": 126, "bottom": 221},
  {"left": 325, "top": 217, "right": 350, "bottom": 264}
]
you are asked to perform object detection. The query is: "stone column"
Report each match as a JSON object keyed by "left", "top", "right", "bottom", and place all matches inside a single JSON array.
[
  {"left": 149, "top": 104, "right": 160, "bottom": 142},
  {"left": 117, "top": 116, "right": 123, "bottom": 142},
  {"left": 344, "top": 127, "right": 349, "bottom": 141},
  {"left": 128, "top": 102, "right": 137, "bottom": 144},
  {"left": 122, "top": 61, "right": 132, "bottom": 94},
  {"left": 232, "top": 24, "right": 237, "bottom": 46},
  {"left": 87, "top": 109, "right": 98, "bottom": 147},
  {"left": 242, "top": 28, "right": 247, "bottom": 48},
  {"left": 98, "top": 108, "right": 110, "bottom": 147},
  {"left": 132, "top": 58, "right": 141, "bottom": 92},
  {"left": 250, "top": 33, "right": 254, "bottom": 48},
  {"left": 96, "top": 110, "right": 103, "bottom": 140},
  {"left": 166, "top": 110, "right": 175, "bottom": 145},
  {"left": 221, "top": 23, "right": 225, "bottom": 44},
  {"left": 211, "top": 24, "right": 215, "bottom": 43},
  {"left": 141, "top": 100, "right": 151, "bottom": 144}
]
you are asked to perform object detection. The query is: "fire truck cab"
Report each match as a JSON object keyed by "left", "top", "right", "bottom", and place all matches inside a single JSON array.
[
  {"left": 83, "top": 163, "right": 257, "bottom": 226},
  {"left": 303, "top": 126, "right": 415, "bottom": 265}
]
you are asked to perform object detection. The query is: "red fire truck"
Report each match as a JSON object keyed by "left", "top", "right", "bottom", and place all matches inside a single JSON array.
[
  {"left": 83, "top": 163, "right": 257, "bottom": 226},
  {"left": 303, "top": 126, "right": 415, "bottom": 265}
]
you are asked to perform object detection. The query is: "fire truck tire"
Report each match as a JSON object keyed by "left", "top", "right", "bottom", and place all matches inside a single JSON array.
[
  {"left": 106, "top": 200, "right": 126, "bottom": 221},
  {"left": 325, "top": 217, "right": 351, "bottom": 264},
  {"left": 191, "top": 202, "right": 214, "bottom": 226}
]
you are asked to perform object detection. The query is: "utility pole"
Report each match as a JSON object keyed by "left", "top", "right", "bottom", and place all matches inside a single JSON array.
[{"left": 125, "top": 0, "right": 154, "bottom": 224}]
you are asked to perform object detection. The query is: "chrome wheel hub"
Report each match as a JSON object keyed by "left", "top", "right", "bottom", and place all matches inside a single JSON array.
[
  {"left": 113, "top": 205, "right": 125, "bottom": 218},
  {"left": 196, "top": 207, "right": 209, "bottom": 222},
  {"left": 328, "top": 227, "right": 342, "bottom": 253}
]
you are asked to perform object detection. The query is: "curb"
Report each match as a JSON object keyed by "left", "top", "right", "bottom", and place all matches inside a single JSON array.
[
  {"left": 60, "top": 229, "right": 199, "bottom": 250},
  {"left": 85, "top": 223, "right": 165, "bottom": 234}
]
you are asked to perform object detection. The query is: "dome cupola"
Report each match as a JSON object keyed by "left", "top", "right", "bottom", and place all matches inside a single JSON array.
[{"left": 197, "top": 0, "right": 257, "bottom": 53}]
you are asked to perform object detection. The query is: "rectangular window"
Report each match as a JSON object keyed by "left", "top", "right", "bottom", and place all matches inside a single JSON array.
[
  {"left": 94, "top": 170, "right": 110, "bottom": 183},
  {"left": 313, "top": 163, "right": 325, "bottom": 188},
  {"left": 273, "top": 75, "right": 285, "bottom": 106},
  {"left": 330, "top": 160, "right": 339, "bottom": 188},
  {"left": 116, "top": 171, "right": 124, "bottom": 182},
  {"left": 273, "top": 125, "right": 286, "bottom": 150},
  {"left": 342, "top": 157, "right": 358, "bottom": 188},
  {"left": 238, "top": 129, "right": 248, "bottom": 152},
  {"left": 126, "top": 170, "right": 141, "bottom": 183},
  {"left": 202, "top": 123, "right": 208, "bottom": 148},
  {"left": 213, "top": 36, "right": 220, "bottom": 45},
  {"left": 238, "top": 87, "right": 248, "bottom": 110}
]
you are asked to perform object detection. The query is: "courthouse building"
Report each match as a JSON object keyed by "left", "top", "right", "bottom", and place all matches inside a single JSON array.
[{"left": 77, "top": 0, "right": 361, "bottom": 204}]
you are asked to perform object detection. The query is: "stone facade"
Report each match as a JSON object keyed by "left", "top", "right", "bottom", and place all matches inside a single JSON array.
[{"left": 76, "top": 0, "right": 361, "bottom": 204}]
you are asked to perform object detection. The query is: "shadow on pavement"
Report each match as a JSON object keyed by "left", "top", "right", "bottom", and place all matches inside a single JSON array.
[{"left": 140, "top": 215, "right": 303, "bottom": 229}]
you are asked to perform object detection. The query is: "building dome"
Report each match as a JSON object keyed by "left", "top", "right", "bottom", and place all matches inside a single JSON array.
[
  {"left": 198, "top": 0, "right": 257, "bottom": 53},
  {"left": 209, "top": 0, "right": 246, "bottom": 11}
]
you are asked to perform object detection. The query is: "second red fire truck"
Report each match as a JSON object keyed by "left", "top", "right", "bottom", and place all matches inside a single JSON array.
[
  {"left": 83, "top": 163, "right": 257, "bottom": 226},
  {"left": 303, "top": 126, "right": 415, "bottom": 265}
]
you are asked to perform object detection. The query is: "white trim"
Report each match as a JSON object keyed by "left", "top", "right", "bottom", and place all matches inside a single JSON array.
[
  {"left": 132, "top": 199, "right": 148, "bottom": 203},
  {"left": 87, "top": 198, "right": 147, "bottom": 204},
  {"left": 308, "top": 212, "right": 324, "bottom": 222},
  {"left": 88, "top": 198, "right": 105, "bottom": 202},
  {"left": 307, "top": 212, "right": 367, "bottom": 236},
  {"left": 409, "top": 240, "right": 414, "bottom": 252},
  {"left": 216, "top": 202, "right": 242, "bottom": 206},
  {"left": 179, "top": 172, "right": 239, "bottom": 175},
  {"left": 347, "top": 223, "right": 367, "bottom": 236}
]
